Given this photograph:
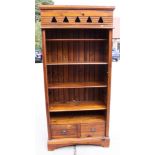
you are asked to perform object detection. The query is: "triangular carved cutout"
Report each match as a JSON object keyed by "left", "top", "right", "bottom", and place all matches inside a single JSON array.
[
  {"left": 51, "top": 17, "right": 57, "bottom": 23},
  {"left": 63, "top": 16, "right": 69, "bottom": 23},
  {"left": 75, "top": 16, "right": 80, "bottom": 22},
  {"left": 87, "top": 16, "right": 92, "bottom": 23},
  {"left": 98, "top": 17, "right": 104, "bottom": 23}
]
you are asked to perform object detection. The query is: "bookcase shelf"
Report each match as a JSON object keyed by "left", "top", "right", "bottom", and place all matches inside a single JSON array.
[
  {"left": 48, "top": 82, "right": 107, "bottom": 89},
  {"left": 46, "top": 38, "right": 107, "bottom": 41},
  {"left": 40, "top": 5, "right": 114, "bottom": 150},
  {"left": 46, "top": 62, "right": 108, "bottom": 65},
  {"left": 49, "top": 101, "right": 106, "bottom": 112},
  {"left": 50, "top": 112, "right": 105, "bottom": 125}
]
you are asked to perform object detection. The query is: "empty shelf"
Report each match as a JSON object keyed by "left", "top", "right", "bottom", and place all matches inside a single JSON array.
[
  {"left": 49, "top": 101, "right": 106, "bottom": 112},
  {"left": 50, "top": 113, "right": 105, "bottom": 125},
  {"left": 48, "top": 82, "right": 107, "bottom": 89},
  {"left": 46, "top": 62, "right": 108, "bottom": 65},
  {"left": 46, "top": 38, "right": 107, "bottom": 41}
]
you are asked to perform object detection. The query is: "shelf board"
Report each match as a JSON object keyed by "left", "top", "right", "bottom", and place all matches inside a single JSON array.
[
  {"left": 46, "top": 38, "right": 107, "bottom": 41},
  {"left": 46, "top": 62, "right": 108, "bottom": 65},
  {"left": 49, "top": 101, "right": 106, "bottom": 112},
  {"left": 50, "top": 113, "right": 105, "bottom": 125},
  {"left": 48, "top": 82, "right": 107, "bottom": 89}
]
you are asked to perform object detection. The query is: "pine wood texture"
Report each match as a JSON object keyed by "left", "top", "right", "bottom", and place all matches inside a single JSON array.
[
  {"left": 50, "top": 122, "right": 105, "bottom": 139},
  {"left": 81, "top": 122, "right": 105, "bottom": 138},
  {"left": 48, "top": 137, "right": 110, "bottom": 150},
  {"left": 45, "top": 29, "right": 108, "bottom": 64},
  {"left": 51, "top": 124, "right": 78, "bottom": 139},
  {"left": 49, "top": 88, "right": 106, "bottom": 104},
  {"left": 39, "top": 5, "right": 115, "bottom": 10},
  {"left": 46, "top": 38, "right": 106, "bottom": 41},
  {"left": 48, "top": 82, "right": 107, "bottom": 89},
  {"left": 40, "top": 5, "right": 114, "bottom": 150},
  {"left": 46, "top": 62, "right": 108, "bottom": 65},
  {"left": 40, "top": 5, "right": 114, "bottom": 29},
  {"left": 50, "top": 113, "right": 105, "bottom": 125},
  {"left": 49, "top": 101, "right": 106, "bottom": 112}
]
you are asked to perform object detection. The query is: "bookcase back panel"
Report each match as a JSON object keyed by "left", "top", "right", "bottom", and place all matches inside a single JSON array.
[
  {"left": 46, "top": 29, "right": 108, "bottom": 39},
  {"left": 47, "top": 65, "right": 107, "bottom": 83},
  {"left": 46, "top": 41, "right": 107, "bottom": 63},
  {"left": 50, "top": 110, "right": 106, "bottom": 118},
  {"left": 49, "top": 88, "right": 107, "bottom": 103},
  {"left": 46, "top": 29, "right": 108, "bottom": 63}
]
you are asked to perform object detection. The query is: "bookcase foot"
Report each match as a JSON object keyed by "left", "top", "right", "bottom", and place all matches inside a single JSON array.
[{"left": 48, "top": 137, "right": 110, "bottom": 151}]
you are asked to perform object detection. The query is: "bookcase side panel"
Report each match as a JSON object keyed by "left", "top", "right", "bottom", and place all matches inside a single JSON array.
[
  {"left": 105, "top": 29, "right": 112, "bottom": 137},
  {"left": 42, "top": 30, "right": 52, "bottom": 139}
]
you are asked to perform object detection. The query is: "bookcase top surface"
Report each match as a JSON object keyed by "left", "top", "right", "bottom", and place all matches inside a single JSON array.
[{"left": 39, "top": 5, "right": 115, "bottom": 11}]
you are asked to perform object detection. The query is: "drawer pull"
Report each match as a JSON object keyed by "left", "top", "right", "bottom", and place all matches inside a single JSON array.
[
  {"left": 61, "top": 129, "right": 67, "bottom": 135},
  {"left": 87, "top": 134, "right": 92, "bottom": 137},
  {"left": 90, "top": 128, "right": 96, "bottom": 132},
  {"left": 81, "top": 13, "right": 85, "bottom": 16}
]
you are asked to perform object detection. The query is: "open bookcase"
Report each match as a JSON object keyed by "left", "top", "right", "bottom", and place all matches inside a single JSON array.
[{"left": 40, "top": 5, "right": 115, "bottom": 150}]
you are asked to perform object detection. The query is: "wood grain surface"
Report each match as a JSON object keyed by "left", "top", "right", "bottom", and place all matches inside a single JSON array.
[{"left": 40, "top": 5, "right": 114, "bottom": 150}]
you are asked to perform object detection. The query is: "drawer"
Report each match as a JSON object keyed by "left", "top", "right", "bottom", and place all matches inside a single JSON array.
[
  {"left": 51, "top": 124, "right": 78, "bottom": 139},
  {"left": 81, "top": 122, "right": 105, "bottom": 138}
]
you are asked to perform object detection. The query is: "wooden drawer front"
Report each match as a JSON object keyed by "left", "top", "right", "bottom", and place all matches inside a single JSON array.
[
  {"left": 41, "top": 10, "right": 113, "bottom": 27},
  {"left": 51, "top": 124, "right": 77, "bottom": 139},
  {"left": 81, "top": 122, "right": 105, "bottom": 138}
]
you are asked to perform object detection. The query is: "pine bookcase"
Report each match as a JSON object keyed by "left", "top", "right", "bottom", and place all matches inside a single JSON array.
[{"left": 40, "top": 5, "right": 115, "bottom": 150}]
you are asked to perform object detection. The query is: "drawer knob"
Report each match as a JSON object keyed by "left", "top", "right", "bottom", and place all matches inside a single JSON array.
[
  {"left": 61, "top": 129, "right": 67, "bottom": 135},
  {"left": 81, "top": 13, "right": 85, "bottom": 16},
  {"left": 90, "top": 128, "right": 96, "bottom": 132}
]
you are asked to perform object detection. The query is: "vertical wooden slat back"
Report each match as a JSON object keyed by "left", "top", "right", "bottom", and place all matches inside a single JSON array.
[
  {"left": 46, "top": 28, "right": 108, "bottom": 122},
  {"left": 47, "top": 65, "right": 107, "bottom": 83},
  {"left": 48, "top": 88, "right": 106, "bottom": 103},
  {"left": 46, "top": 29, "right": 108, "bottom": 64}
]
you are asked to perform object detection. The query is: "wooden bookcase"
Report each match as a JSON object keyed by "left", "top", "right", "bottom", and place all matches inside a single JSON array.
[{"left": 40, "top": 5, "right": 115, "bottom": 150}]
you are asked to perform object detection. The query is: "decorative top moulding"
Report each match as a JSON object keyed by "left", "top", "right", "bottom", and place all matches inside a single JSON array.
[{"left": 39, "top": 5, "right": 115, "bottom": 11}]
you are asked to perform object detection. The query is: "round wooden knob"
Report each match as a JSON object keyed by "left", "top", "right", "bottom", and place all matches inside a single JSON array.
[
  {"left": 81, "top": 12, "right": 85, "bottom": 16},
  {"left": 90, "top": 128, "right": 96, "bottom": 132}
]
